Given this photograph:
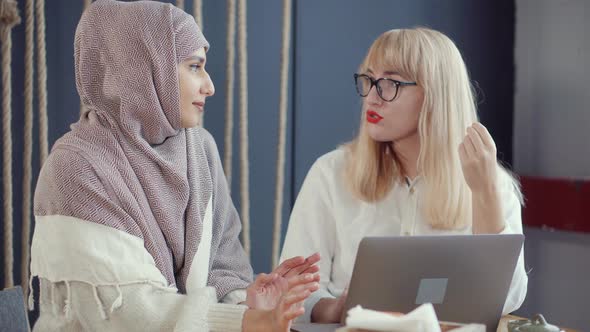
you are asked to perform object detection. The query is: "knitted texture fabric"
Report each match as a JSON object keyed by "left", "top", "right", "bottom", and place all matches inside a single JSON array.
[{"left": 33, "top": 0, "right": 252, "bottom": 297}]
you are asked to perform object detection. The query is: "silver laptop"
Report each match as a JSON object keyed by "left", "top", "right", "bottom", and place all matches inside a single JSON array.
[{"left": 292, "top": 234, "right": 524, "bottom": 332}]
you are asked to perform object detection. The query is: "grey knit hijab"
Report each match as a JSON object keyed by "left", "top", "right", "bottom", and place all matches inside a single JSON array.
[{"left": 34, "top": 0, "right": 252, "bottom": 295}]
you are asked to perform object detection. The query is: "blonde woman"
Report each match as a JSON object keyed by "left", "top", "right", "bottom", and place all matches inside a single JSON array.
[{"left": 279, "top": 27, "right": 527, "bottom": 323}]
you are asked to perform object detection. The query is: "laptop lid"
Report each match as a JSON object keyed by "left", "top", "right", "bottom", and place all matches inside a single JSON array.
[{"left": 340, "top": 234, "right": 524, "bottom": 331}]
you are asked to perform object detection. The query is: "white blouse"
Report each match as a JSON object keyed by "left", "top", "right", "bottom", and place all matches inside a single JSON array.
[{"left": 280, "top": 149, "right": 527, "bottom": 322}]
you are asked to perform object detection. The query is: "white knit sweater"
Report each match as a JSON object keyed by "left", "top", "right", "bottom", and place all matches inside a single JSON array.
[{"left": 31, "top": 213, "right": 248, "bottom": 332}]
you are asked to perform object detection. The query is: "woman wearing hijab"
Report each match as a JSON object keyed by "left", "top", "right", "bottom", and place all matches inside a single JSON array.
[{"left": 30, "top": 1, "right": 319, "bottom": 331}]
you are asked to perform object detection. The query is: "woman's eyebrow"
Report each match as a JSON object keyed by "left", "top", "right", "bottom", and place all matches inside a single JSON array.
[
  {"left": 185, "top": 55, "right": 205, "bottom": 63},
  {"left": 383, "top": 70, "right": 401, "bottom": 76}
]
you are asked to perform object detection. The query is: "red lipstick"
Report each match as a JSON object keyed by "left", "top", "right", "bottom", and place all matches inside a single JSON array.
[{"left": 366, "top": 110, "right": 383, "bottom": 124}]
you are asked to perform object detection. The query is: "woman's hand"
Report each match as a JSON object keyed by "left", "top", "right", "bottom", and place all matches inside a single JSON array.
[
  {"left": 458, "top": 122, "right": 498, "bottom": 194},
  {"left": 246, "top": 253, "right": 320, "bottom": 310},
  {"left": 459, "top": 122, "right": 505, "bottom": 234},
  {"left": 311, "top": 289, "right": 348, "bottom": 323},
  {"left": 243, "top": 277, "right": 320, "bottom": 332}
]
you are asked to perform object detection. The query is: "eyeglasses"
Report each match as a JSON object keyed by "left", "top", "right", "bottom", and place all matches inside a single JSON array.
[{"left": 354, "top": 73, "right": 417, "bottom": 102}]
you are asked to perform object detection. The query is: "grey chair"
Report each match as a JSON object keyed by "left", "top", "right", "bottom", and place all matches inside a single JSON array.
[{"left": 0, "top": 286, "right": 31, "bottom": 332}]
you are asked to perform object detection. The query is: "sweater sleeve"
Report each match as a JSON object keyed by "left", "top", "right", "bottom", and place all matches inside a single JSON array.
[
  {"left": 35, "top": 278, "right": 247, "bottom": 332},
  {"left": 497, "top": 170, "right": 528, "bottom": 315},
  {"left": 280, "top": 156, "right": 338, "bottom": 322},
  {"left": 201, "top": 130, "right": 254, "bottom": 300},
  {"left": 31, "top": 213, "right": 248, "bottom": 331}
]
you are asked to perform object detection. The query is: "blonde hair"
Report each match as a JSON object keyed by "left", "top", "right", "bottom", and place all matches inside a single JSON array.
[{"left": 344, "top": 27, "right": 521, "bottom": 230}]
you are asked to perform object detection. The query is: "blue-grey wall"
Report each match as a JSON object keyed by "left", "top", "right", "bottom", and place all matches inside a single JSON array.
[
  {"left": 520, "top": 227, "right": 587, "bottom": 329},
  {"left": 2, "top": 0, "right": 586, "bottom": 330},
  {"left": 201, "top": 0, "right": 295, "bottom": 275},
  {"left": 513, "top": 0, "right": 589, "bottom": 329}
]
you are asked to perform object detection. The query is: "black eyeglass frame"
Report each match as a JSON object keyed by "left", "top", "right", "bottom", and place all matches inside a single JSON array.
[{"left": 354, "top": 73, "right": 417, "bottom": 102}]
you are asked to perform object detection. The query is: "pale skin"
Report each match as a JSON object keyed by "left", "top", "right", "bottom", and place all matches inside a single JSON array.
[
  {"left": 246, "top": 254, "right": 321, "bottom": 310},
  {"left": 459, "top": 123, "right": 505, "bottom": 234},
  {"left": 311, "top": 67, "right": 505, "bottom": 323},
  {"left": 178, "top": 48, "right": 322, "bottom": 331},
  {"left": 178, "top": 48, "right": 214, "bottom": 128}
]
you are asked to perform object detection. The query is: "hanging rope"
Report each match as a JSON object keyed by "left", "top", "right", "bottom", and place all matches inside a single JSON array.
[
  {"left": 192, "top": 0, "right": 204, "bottom": 126},
  {"left": 193, "top": 0, "right": 202, "bottom": 32},
  {"left": 237, "top": 0, "right": 250, "bottom": 257},
  {"left": 223, "top": 0, "right": 235, "bottom": 186},
  {"left": 1, "top": 0, "right": 21, "bottom": 289},
  {"left": 176, "top": 0, "right": 184, "bottom": 10},
  {"left": 36, "top": 0, "right": 48, "bottom": 164},
  {"left": 271, "top": 0, "right": 292, "bottom": 269},
  {"left": 80, "top": 0, "right": 91, "bottom": 115},
  {"left": 21, "top": 0, "right": 34, "bottom": 297}
]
